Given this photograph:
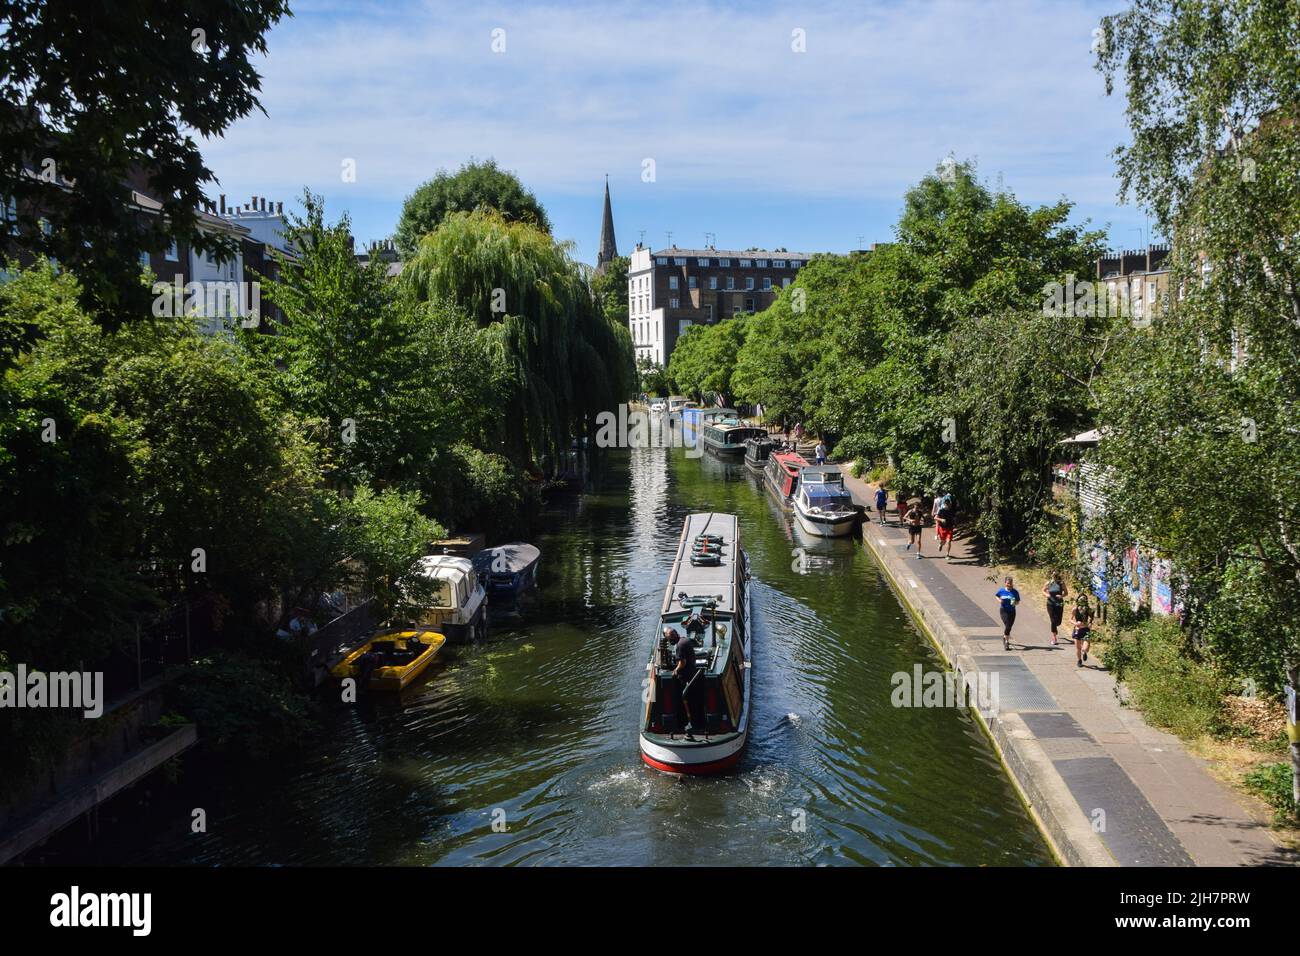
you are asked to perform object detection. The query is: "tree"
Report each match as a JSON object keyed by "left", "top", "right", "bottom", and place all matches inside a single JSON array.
[
  {"left": 1095, "top": 0, "right": 1300, "bottom": 804},
  {"left": 668, "top": 315, "right": 749, "bottom": 403},
  {"left": 0, "top": 0, "right": 291, "bottom": 326},
  {"left": 394, "top": 158, "right": 551, "bottom": 257},
  {"left": 402, "top": 209, "right": 635, "bottom": 468},
  {"left": 636, "top": 356, "right": 670, "bottom": 397},
  {"left": 592, "top": 254, "right": 629, "bottom": 328}
]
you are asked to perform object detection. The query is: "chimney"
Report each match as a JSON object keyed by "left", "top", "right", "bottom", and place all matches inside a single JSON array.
[
  {"left": 276, "top": 201, "right": 283, "bottom": 215},
  {"left": 261, "top": 197, "right": 267, "bottom": 212},
  {"left": 219, "top": 194, "right": 226, "bottom": 215}
]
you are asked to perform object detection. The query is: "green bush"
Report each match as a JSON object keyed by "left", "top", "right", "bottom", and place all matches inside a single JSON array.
[
  {"left": 1106, "top": 617, "right": 1232, "bottom": 739},
  {"left": 1243, "top": 762, "right": 1298, "bottom": 824},
  {"left": 167, "top": 653, "right": 317, "bottom": 760}
]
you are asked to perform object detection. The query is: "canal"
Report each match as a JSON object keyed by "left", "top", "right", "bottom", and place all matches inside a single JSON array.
[{"left": 50, "top": 446, "right": 1053, "bottom": 866}]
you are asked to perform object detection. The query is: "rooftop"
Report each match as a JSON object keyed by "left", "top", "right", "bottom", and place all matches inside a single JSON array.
[{"left": 651, "top": 247, "right": 817, "bottom": 261}]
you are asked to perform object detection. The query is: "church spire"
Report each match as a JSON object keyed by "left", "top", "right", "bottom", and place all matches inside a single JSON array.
[{"left": 596, "top": 175, "right": 618, "bottom": 272}]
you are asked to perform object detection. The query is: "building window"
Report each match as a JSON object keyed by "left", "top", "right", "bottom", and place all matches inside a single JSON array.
[
  {"left": 705, "top": 304, "right": 713, "bottom": 320},
  {"left": 673, "top": 257, "right": 687, "bottom": 266},
  {"left": 726, "top": 276, "right": 735, "bottom": 290},
  {"left": 697, "top": 258, "right": 709, "bottom": 266},
  {"left": 763, "top": 277, "right": 772, "bottom": 291},
  {"left": 719, "top": 258, "right": 730, "bottom": 267},
  {"left": 732, "top": 305, "right": 742, "bottom": 316},
  {"left": 2, "top": 196, "right": 16, "bottom": 235},
  {"left": 669, "top": 275, "right": 678, "bottom": 290},
  {"left": 782, "top": 277, "right": 791, "bottom": 288},
  {"left": 670, "top": 296, "right": 679, "bottom": 309},
  {"left": 740, "top": 259, "right": 752, "bottom": 268},
  {"left": 688, "top": 276, "right": 697, "bottom": 290},
  {"left": 745, "top": 297, "right": 755, "bottom": 312},
  {"left": 774, "top": 260, "right": 786, "bottom": 268},
  {"left": 757, "top": 259, "right": 767, "bottom": 267},
  {"left": 166, "top": 240, "right": 179, "bottom": 261},
  {"left": 656, "top": 257, "right": 667, "bottom": 265},
  {"left": 745, "top": 277, "right": 755, "bottom": 291},
  {"left": 790, "top": 260, "right": 801, "bottom": 269},
  {"left": 709, "top": 276, "right": 717, "bottom": 290},
  {"left": 139, "top": 250, "right": 150, "bottom": 268}
]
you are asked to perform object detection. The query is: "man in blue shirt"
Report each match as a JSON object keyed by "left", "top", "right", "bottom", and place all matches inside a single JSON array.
[
  {"left": 995, "top": 576, "right": 1021, "bottom": 651},
  {"left": 874, "top": 486, "right": 888, "bottom": 525}
]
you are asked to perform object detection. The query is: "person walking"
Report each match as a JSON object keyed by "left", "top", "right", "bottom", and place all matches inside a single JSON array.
[
  {"left": 904, "top": 500, "right": 925, "bottom": 558},
  {"left": 1042, "top": 572, "right": 1068, "bottom": 645},
  {"left": 814, "top": 440, "right": 827, "bottom": 465},
  {"left": 935, "top": 496, "right": 955, "bottom": 561},
  {"left": 995, "top": 576, "right": 1021, "bottom": 651},
  {"left": 1072, "top": 595, "right": 1094, "bottom": 668},
  {"left": 931, "top": 492, "right": 943, "bottom": 541},
  {"left": 874, "top": 485, "right": 888, "bottom": 525}
]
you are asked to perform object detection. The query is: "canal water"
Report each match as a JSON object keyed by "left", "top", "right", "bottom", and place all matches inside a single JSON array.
[{"left": 50, "top": 446, "right": 1052, "bottom": 866}]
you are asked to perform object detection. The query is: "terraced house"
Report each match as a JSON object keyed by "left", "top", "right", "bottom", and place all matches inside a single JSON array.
[{"left": 627, "top": 244, "right": 815, "bottom": 365}]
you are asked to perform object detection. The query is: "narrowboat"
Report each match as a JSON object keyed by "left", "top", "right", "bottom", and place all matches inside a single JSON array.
[
  {"left": 701, "top": 419, "right": 768, "bottom": 457},
  {"left": 681, "top": 406, "right": 738, "bottom": 445},
  {"left": 743, "top": 435, "right": 777, "bottom": 471},
  {"left": 640, "top": 512, "right": 752, "bottom": 775},
  {"left": 667, "top": 397, "right": 699, "bottom": 421},
  {"left": 764, "top": 449, "right": 808, "bottom": 509},
  {"left": 793, "top": 466, "right": 858, "bottom": 537},
  {"left": 471, "top": 542, "right": 541, "bottom": 600},
  {"left": 402, "top": 554, "right": 489, "bottom": 642},
  {"left": 331, "top": 628, "right": 446, "bottom": 691}
]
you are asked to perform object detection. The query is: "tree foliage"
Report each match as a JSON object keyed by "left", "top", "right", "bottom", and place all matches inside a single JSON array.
[
  {"left": 0, "top": 0, "right": 290, "bottom": 326},
  {"left": 394, "top": 158, "right": 551, "bottom": 257}
]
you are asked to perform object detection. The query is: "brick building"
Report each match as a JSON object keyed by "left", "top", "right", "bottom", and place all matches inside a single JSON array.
[{"left": 627, "top": 244, "right": 814, "bottom": 365}]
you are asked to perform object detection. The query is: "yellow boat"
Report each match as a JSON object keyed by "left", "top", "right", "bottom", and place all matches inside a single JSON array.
[{"left": 331, "top": 628, "right": 446, "bottom": 691}]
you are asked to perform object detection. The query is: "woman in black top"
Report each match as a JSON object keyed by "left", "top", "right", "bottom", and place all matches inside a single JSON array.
[{"left": 1042, "top": 572, "right": 1068, "bottom": 646}]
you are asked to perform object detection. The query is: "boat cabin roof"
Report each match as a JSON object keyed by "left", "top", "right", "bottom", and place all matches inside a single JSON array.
[
  {"left": 472, "top": 542, "right": 540, "bottom": 574},
  {"left": 660, "top": 512, "right": 742, "bottom": 616},
  {"left": 800, "top": 466, "right": 845, "bottom": 482},
  {"left": 415, "top": 554, "right": 474, "bottom": 579},
  {"left": 772, "top": 451, "right": 809, "bottom": 475}
]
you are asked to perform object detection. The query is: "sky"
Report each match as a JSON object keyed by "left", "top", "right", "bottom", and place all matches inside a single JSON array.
[{"left": 201, "top": 0, "right": 1160, "bottom": 267}]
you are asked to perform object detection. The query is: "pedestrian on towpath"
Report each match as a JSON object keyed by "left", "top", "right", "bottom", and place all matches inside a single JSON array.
[
  {"left": 814, "top": 441, "right": 827, "bottom": 465},
  {"left": 904, "top": 501, "right": 925, "bottom": 558},
  {"left": 1042, "top": 572, "right": 1068, "bottom": 646},
  {"left": 996, "top": 576, "right": 1021, "bottom": 651},
  {"left": 931, "top": 492, "right": 943, "bottom": 538},
  {"left": 935, "top": 497, "right": 955, "bottom": 561},
  {"left": 1072, "top": 596, "right": 1094, "bottom": 668},
  {"left": 874, "top": 486, "right": 888, "bottom": 525}
]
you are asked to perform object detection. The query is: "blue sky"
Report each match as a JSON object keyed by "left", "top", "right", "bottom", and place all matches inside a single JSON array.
[{"left": 201, "top": 0, "right": 1160, "bottom": 266}]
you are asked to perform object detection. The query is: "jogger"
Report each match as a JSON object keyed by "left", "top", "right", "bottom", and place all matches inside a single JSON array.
[
  {"left": 1072, "top": 596, "right": 1094, "bottom": 667},
  {"left": 995, "top": 576, "right": 1020, "bottom": 651},
  {"left": 1043, "top": 572, "right": 1068, "bottom": 645}
]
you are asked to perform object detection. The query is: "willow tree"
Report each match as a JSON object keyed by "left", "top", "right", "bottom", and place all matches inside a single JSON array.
[
  {"left": 1096, "top": 0, "right": 1300, "bottom": 803},
  {"left": 402, "top": 210, "right": 634, "bottom": 468}
]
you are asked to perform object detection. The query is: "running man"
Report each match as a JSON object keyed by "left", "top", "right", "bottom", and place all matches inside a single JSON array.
[
  {"left": 904, "top": 501, "right": 925, "bottom": 558},
  {"left": 874, "top": 486, "right": 888, "bottom": 525},
  {"left": 1042, "top": 572, "right": 1068, "bottom": 646},
  {"left": 995, "top": 576, "right": 1020, "bottom": 651},
  {"left": 935, "top": 497, "right": 955, "bottom": 561},
  {"left": 931, "top": 492, "right": 943, "bottom": 540},
  {"left": 1072, "top": 596, "right": 1094, "bottom": 668}
]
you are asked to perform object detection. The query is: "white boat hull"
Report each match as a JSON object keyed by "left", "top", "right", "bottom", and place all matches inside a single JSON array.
[{"left": 794, "top": 506, "right": 856, "bottom": 538}]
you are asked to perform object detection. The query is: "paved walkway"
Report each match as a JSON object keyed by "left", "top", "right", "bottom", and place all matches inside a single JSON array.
[{"left": 841, "top": 472, "right": 1293, "bottom": 866}]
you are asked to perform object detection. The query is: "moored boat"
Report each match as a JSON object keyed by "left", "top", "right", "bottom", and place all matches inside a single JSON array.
[
  {"left": 331, "top": 628, "right": 446, "bottom": 691},
  {"left": 640, "top": 513, "right": 752, "bottom": 775},
  {"left": 701, "top": 419, "right": 768, "bottom": 457},
  {"left": 472, "top": 542, "right": 541, "bottom": 600},
  {"left": 793, "top": 466, "right": 858, "bottom": 537},
  {"left": 667, "top": 397, "right": 698, "bottom": 422},
  {"left": 403, "top": 554, "right": 489, "bottom": 642},
  {"left": 681, "top": 406, "right": 738, "bottom": 445},
  {"left": 763, "top": 449, "right": 808, "bottom": 509},
  {"left": 743, "top": 435, "right": 777, "bottom": 471}
]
